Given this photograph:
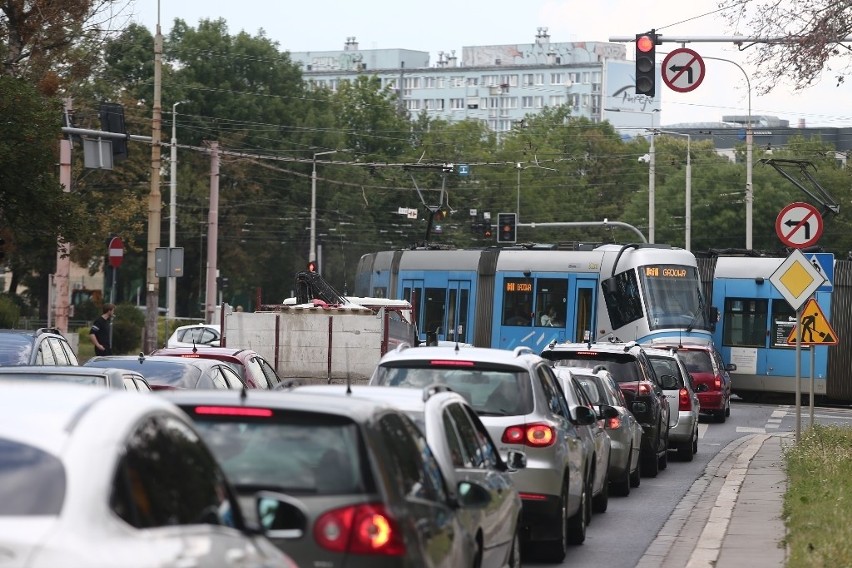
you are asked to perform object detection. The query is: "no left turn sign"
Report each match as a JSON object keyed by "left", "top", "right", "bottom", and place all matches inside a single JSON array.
[
  {"left": 775, "top": 202, "right": 823, "bottom": 249},
  {"left": 661, "top": 48, "right": 706, "bottom": 93}
]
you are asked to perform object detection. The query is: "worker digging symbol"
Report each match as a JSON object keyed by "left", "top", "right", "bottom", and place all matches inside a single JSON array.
[
  {"left": 785, "top": 298, "right": 838, "bottom": 345},
  {"left": 802, "top": 312, "right": 817, "bottom": 342}
]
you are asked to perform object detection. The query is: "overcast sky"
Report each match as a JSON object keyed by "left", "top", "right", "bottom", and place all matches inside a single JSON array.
[{"left": 125, "top": 0, "right": 851, "bottom": 127}]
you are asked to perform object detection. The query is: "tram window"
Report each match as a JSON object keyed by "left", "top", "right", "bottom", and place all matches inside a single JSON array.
[
  {"left": 770, "top": 299, "right": 796, "bottom": 349},
  {"left": 371, "top": 287, "right": 387, "bottom": 298},
  {"left": 503, "top": 278, "right": 533, "bottom": 326},
  {"left": 722, "top": 298, "right": 768, "bottom": 347},
  {"left": 535, "top": 278, "right": 568, "bottom": 327},
  {"left": 601, "top": 270, "right": 643, "bottom": 330},
  {"left": 424, "top": 288, "right": 447, "bottom": 336}
]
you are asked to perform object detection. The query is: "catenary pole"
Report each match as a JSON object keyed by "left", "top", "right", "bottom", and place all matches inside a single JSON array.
[{"left": 144, "top": 3, "right": 163, "bottom": 353}]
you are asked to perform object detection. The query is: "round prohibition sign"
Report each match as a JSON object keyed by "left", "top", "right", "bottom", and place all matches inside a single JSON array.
[
  {"left": 775, "top": 202, "right": 823, "bottom": 248},
  {"left": 661, "top": 48, "right": 706, "bottom": 93}
]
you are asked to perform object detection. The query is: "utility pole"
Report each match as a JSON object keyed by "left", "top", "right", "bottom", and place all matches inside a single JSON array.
[
  {"left": 168, "top": 102, "right": 181, "bottom": 320},
  {"left": 648, "top": 134, "right": 656, "bottom": 244},
  {"left": 144, "top": 7, "right": 163, "bottom": 353},
  {"left": 205, "top": 142, "right": 220, "bottom": 324}
]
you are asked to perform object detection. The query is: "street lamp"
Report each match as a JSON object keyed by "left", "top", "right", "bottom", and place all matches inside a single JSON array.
[
  {"left": 167, "top": 101, "right": 181, "bottom": 319},
  {"left": 703, "top": 56, "right": 752, "bottom": 249},
  {"left": 310, "top": 150, "right": 338, "bottom": 268},
  {"left": 652, "top": 130, "right": 691, "bottom": 250}
]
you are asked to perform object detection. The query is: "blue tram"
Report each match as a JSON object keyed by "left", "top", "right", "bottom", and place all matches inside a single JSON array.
[{"left": 354, "top": 243, "right": 714, "bottom": 351}]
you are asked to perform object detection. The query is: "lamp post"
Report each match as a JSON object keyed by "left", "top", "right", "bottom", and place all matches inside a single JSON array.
[
  {"left": 167, "top": 101, "right": 181, "bottom": 319},
  {"left": 653, "top": 130, "right": 691, "bottom": 250},
  {"left": 310, "top": 150, "right": 337, "bottom": 267},
  {"left": 703, "top": 56, "right": 752, "bottom": 249}
]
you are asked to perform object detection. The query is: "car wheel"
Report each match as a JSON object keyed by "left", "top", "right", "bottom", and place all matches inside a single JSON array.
[
  {"left": 592, "top": 470, "right": 609, "bottom": 513},
  {"left": 471, "top": 537, "right": 483, "bottom": 568},
  {"left": 566, "top": 478, "right": 588, "bottom": 545},
  {"left": 693, "top": 427, "right": 699, "bottom": 454},
  {"left": 536, "top": 486, "right": 571, "bottom": 561},
  {"left": 715, "top": 409, "right": 727, "bottom": 423},
  {"left": 725, "top": 396, "right": 731, "bottom": 417},
  {"left": 677, "top": 439, "right": 694, "bottom": 461},
  {"left": 507, "top": 523, "right": 522, "bottom": 568},
  {"left": 658, "top": 427, "right": 669, "bottom": 470},
  {"left": 630, "top": 457, "right": 642, "bottom": 488},
  {"left": 641, "top": 444, "right": 659, "bottom": 477}
]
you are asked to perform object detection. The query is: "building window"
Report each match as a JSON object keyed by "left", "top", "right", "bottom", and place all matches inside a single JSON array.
[
  {"left": 522, "top": 96, "right": 533, "bottom": 108},
  {"left": 450, "top": 98, "right": 465, "bottom": 110},
  {"left": 549, "top": 95, "right": 566, "bottom": 106},
  {"left": 523, "top": 74, "right": 534, "bottom": 86},
  {"left": 535, "top": 73, "right": 544, "bottom": 85},
  {"left": 466, "top": 77, "right": 479, "bottom": 86},
  {"left": 550, "top": 73, "right": 563, "bottom": 85}
]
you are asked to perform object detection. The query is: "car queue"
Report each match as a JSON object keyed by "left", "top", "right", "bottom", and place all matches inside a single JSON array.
[{"left": 0, "top": 329, "right": 731, "bottom": 567}]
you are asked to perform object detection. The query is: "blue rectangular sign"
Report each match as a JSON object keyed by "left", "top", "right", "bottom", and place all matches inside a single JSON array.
[{"left": 807, "top": 252, "right": 834, "bottom": 291}]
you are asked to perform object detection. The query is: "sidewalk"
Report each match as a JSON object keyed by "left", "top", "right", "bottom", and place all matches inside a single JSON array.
[{"left": 637, "top": 432, "right": 791, "bottom": 568}]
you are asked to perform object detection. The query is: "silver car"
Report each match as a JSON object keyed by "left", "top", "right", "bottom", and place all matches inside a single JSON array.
[
  {"left": 644, "top": 346, "right": 702, "bottom": 461},
  {"left": 569, "top": 367, "right": 643, "bottom": 496},
  {"left": 371, "top": 344, "right": 597, "bottom": 562},
  {"left": 294, "top": 383, "right": 526, "bottom": 568},
  {"left": 0, "top": 381, "right": 297, "bottom": 568}
]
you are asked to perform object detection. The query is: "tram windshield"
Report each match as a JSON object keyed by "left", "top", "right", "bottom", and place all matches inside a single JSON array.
[{"left": 639, "top": 264, "right": 709, "bottom": 331}]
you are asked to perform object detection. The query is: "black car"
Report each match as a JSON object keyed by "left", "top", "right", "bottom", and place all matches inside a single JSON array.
[
  {"left": 0, "top": 328, "right": 78, "bottom": 366},
  {"left": 541, "top": 341, "right": 671, "bottom": 478},
  {"left": 0, "top": 365, "right": 151, "bottom": 391},
  {"left": 84, "top": 355, "right": 245, "bottom": 390}
]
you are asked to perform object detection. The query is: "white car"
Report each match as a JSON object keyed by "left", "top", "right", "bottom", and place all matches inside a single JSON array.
[
  {"left": 0, "top": 381, "right": 297, "bottom": 568},
  {"left": 166, "top": 323, "right": 221, "bottom": 348}
]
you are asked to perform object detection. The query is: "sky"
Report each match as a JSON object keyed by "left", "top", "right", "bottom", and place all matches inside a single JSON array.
[{"left": 125, "top": 0, "right": 852, "bottom": 128}]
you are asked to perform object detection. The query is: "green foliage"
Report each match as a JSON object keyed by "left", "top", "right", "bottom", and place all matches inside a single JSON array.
[
  {"left": 112, "top": 303, "right": 145, "bottom": 354},
  {"left": 0, "top": 294, "right": 20, "bottom": 327},
  {"left": 784, "top": 425, "right": 852, "bottom": 566}
]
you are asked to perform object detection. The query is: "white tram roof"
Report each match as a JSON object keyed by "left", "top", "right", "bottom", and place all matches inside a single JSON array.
[{"left": 713, "top": 256, "right": 785, "bottom": 279}]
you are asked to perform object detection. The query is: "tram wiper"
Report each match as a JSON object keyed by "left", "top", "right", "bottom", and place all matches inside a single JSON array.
[{"left": 686, "top": 287, "right": 705, "bottom": 333}]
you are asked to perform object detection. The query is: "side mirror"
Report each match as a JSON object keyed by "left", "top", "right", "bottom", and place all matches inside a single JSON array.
[
  {"left": 660, "top": 374, "right": 679, "bottom": 390},
  {"left": 726, "top": 363, "right": 737, "bottom": 372},
  {"left": 457, "top": 480, "right": 492, "bottom": 509},
  {"left": 506, "top": 449, "right": 527, "bottom": 471},
  {"left": 708, "top": 306, "right": 719, "bottom": 332},
  {"left": 256, "top": 491, "right": 309, "bottom": 540},
  {"left": 573, "top": 405, "right": 597, "bottom": 425}
]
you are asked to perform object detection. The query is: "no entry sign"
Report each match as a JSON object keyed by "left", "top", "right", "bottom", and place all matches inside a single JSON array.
[{"left": 108, "top": 236, "right": 124, "bottom": 268}]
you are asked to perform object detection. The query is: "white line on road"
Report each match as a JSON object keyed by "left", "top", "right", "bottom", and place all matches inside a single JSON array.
[{"left": 735, "top": 427, "right": 766, "bottom": 433}]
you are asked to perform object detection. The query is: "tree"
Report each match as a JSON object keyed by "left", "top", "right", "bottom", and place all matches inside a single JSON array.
[{"left": 718, "top": 0, "right": 852, "bottom": 91}]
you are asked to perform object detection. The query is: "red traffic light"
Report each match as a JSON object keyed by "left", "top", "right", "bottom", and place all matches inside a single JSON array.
[
  {"left": 636, "top": 35, "right": 655, "bottom": 53},
  {"left": 307, "top": 261, "right": 317, "bottom": 272}
]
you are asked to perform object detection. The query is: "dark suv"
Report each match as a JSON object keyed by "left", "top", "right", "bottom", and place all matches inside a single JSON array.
[
  {"left": 541, "top": 341, "right": 670, "bottom": 478},
  {"left": 0, "top": 328, "right": 78, "bottom": 366}
]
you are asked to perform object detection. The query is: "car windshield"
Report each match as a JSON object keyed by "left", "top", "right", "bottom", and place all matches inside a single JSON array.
[
  {"left": 676, "top": 350, "right": 714, "bottom": 374},
  {"left": 548, "top": 353, "right": 640, "bottom": 384},
  {"left": 0, "top": 335, "right": 33, "bottom": 365},
  {"left": 373, "top": 364, "right": 535, "bottom": 416},
  {"left": 648, "top": 356, "right": 684, "bottom": 387},
  {"left": 86, "top": 360, "right": 201, "bottom": 388},
  {"left": 0, "top": 373, "right": 103, "bottom": 386},
  {"left": 188, "top": 410, "right": 368, "bottom": 496},
  {"left": 0, "top": 438, "right": 66, "bottom": 515}
]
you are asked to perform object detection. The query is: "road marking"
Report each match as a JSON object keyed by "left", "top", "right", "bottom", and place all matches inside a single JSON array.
[
  {"left": 736, "top": 427, "right": 766, "bottom": 433},
  {"left": 771, "top": 410, "right": 787, "bottom": 419},
  {"left": 698, "top": 423, "right": 709, "bottom": 438}
]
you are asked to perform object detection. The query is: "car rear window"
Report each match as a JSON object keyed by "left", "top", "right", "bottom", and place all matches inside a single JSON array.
[
  {"left": 548, "top": 353, "right": 641, "bottom": 384},
  {"left": 0, "top": 335, "right": 33, "bottom": 365},
  {"left": 676, "top": 350, "right": 713, "bottom": 374},
  {"left": 185, "top": 409, "right": 370, "bottom": 496},
  {"left": 648, "top": 356, "right": 685, "bottom": 387},
  {"left": 373, "top": 363, "right": 535, "bottom": 416},
  {"left": 86, "top": 360, "right": 201, "bottom": 388},
  {"left": 0, "top": 438, "right": 65, "bottom": 515}
]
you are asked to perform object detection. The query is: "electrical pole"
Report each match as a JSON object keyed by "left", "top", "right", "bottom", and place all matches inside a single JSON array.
[
  {"left": 144, "top": 8, "right": 163, "bottom": 353},
  {"left": 168, "top": 102, "right": 181, "bottom": 320},
  {"left": 205, "top": 142, "right": 220, "bottom": 324}
]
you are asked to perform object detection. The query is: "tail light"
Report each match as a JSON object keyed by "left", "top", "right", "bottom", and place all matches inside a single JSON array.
[
  {"left": 502, "top": 422, "right": 556, "bottom": 447},
  {"left": 714, "top": 377, "right": 722, "bottom": 390},
  {"left": 605, "top": 416, "right": 622, "bottom": 430},
  {"left": 637, "top": 382, "right": 652, "bottom": 395},
  {"left": 678, "top": 388, "right": 691, "bottom": 411},
  {"left": 314, "top": 503, "right": 405, "bottom": 556}
]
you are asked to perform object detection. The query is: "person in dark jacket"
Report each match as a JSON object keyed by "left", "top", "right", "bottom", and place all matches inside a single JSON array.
[{"left": 89, "top": 303, "right": 115, "bottom": 356}]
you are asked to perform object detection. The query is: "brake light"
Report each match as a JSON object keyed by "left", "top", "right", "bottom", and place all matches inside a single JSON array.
[
  {"left": 605, "top": 416, "right": 622, "bottom": 430},
  {"left": 502, "top": 423, "right": 555, "bottom": 447},
  {"left": 179, "top": 354, "right": 201, "bottom": 358},
  {"left": 637, "top": 383, "right": 652, "bottom": 395},
  {"left": 714, "top": 377, "right": 722, "bottom": 390},
  {"left": 429, "top": 360, "right": 475, "bottom": 367},
  {"left": 679, "top": 388, "right": 691, "bottom": 411},
  {"left": 314, "top": 503, "right": 405, "bottom": 556},
  {"left": 193, "top": 406, "right": 273, "bottom": 417}
]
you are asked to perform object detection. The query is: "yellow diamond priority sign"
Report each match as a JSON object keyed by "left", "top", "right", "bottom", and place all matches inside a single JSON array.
[
  {"left": 786, "top": 298, "right": 838, "bottom": 345},
  {"left": 769, "top": 249, "right": 826, "bottom": 311}
]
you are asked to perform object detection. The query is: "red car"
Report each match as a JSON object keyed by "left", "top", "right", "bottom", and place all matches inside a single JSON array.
[
  {"left": 643, "top": 338, "right": 735, "bottom": 423},
  {"left": 151, "top": 347, "right": 282, "bottom": 389}
]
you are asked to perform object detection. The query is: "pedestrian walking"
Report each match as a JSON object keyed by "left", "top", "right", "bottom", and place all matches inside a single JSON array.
[{"left": 89, "top": 303, "right": 115, "bottom": 356}]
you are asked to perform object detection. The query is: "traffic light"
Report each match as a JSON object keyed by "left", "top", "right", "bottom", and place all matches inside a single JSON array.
[
  {"left": 483, "top": 223, "right": 493, "bottom": 239},
  {"left": 307, "top": 260, "right": 318, "bottom": 273},
  {"left": 635, "top": 31, "right": 658, "bottom": 97},
  {"left": 497, "top": 213, "right": 517, "bottom": 243}
]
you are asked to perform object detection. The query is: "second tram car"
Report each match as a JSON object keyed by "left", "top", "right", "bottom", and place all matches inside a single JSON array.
[{"left": 354, "top": 243, "right": 715, "bottom": 351}]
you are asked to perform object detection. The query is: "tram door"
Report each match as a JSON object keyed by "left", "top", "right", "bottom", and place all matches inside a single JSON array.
[
  {"left": 403, "top": 279, "right": 471, "bottom": 344},
  {"left": 572, "top": 279, "right": 597, "bottom": 343}
]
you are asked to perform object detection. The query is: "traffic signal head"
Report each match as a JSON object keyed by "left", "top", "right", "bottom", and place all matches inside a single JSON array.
[
  {"left": 635, "top": 31, "right": 657, "bottom": 97},
  {"left": 307, "top": 260, "right": 317, "bottom": 272},
  {"left": 483, "top": 224, "right": 493, "bottom": 239},
  {"left": 497, "top": 213, "right": 517, "bottom": 244}
]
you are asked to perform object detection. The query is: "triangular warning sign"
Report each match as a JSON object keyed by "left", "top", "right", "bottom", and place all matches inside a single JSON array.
[{"left": 786, "top": 298, "right": 839, "bottom": 345}]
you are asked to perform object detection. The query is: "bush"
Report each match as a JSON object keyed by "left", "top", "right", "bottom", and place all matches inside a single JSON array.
[
  {"left": 0, "top": 294, "right": 20, "bottom": 328},
  {"left": 112, "top": 303, "right": 145, "bottom": 354}
]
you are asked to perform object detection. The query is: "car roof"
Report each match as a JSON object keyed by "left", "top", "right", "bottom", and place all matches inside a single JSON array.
[
  {"left": 85, "top": 355, "right": 225, "bottom": 369},
  {"left": 0, "top": 365, "right": 123, "bottom": 376},
  {"left": 642, "top": 337, "right": 717, "bottom": 350},
  {"left": 379, "top": 344, "right": 543, "bottom": 368},
  {"left": 0, "top": 381, "right": 177, "bottom": 452},
  {"left": 172, "top": 323, "right": 221, "bottom": 332},
  {"left": 643, "top": 346, "right": 680, "bottom": 358},
  {"left": 292, "top": 383, "right": 466, "bottom": 413},
  {"left": 151, "top": 347, "right": 257, "bottom": 358},
  {"left": 0, "top": 328, "right": 65, "bottom": 337},
  {"left": 543, "top": 340, "right": 643, "bottom": 354},
  {"left": 159, "top": 388, "right": 400, "bottom": 421}
]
